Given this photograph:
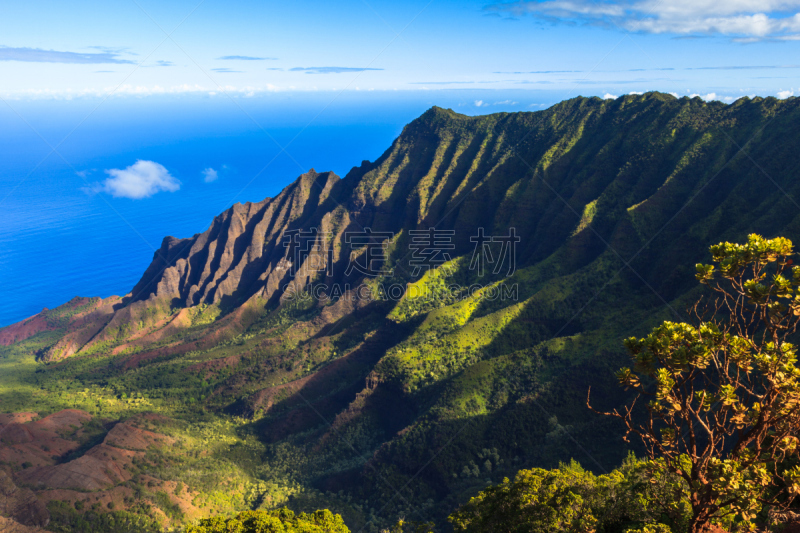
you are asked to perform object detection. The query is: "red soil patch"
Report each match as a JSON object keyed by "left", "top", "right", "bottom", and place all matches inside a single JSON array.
[
  {"left": 0, "top": 407, "right": 179, "bottom": 526},
  {"left": 249, "top": 335, "right": 378, "bottom": 416},
  {"left": 16, "top": 420, "right": 173, "bottom": 492},
  {"left": 0, "top": 312, "right": 52, "bottom": 346},
  {"left": 18, "top": 443, "right": 136, "bottom": 491},
  {"left": 0, "top": 296, "right": 115, "bottom": 349},
  {"left": 0, "top": 413, "right": 38, "bottom": 425},
  {"left": 0, "top": 410, "right": 93, "bottom": 469},
  {"left": 33, "top": 409, "right": 93, "bottom": 434},
  {"left": 103, "top": 420, "right": 172, "bottom": 450}
]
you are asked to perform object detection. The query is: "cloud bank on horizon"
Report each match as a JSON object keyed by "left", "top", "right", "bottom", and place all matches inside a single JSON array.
[
  {"left": 487, "top": 0, "right": 800, "bottom": 40},
  {"left": 91, "top": 161, "right": 181, "bottom": 199}
]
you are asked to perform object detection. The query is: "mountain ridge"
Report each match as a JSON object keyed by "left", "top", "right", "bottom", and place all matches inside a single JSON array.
[{"left": 2, "top": 91, "right": 800, "bottom": 530}]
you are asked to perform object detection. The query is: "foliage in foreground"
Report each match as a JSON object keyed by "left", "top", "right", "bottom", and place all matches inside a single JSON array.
[
  {"left": 185, "top": 508, "right": 350, "bottom": 533},
  {"left": 448, "top": 457, "right": 683, "bottom": 533},
  {"left": 592, "top": 235, "right": 800, "bottom": 532}
]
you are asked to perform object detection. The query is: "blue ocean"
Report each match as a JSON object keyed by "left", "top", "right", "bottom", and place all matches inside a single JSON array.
[{"left": 0, "top": 90, "right": 564, "bottom": 327}]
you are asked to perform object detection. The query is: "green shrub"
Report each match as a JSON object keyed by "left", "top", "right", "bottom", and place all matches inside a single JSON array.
[
  {"left": 186, "top": 508, "right": 349, "bottom": 533},
  {"left": 448, "top": 457, "right": 688, "bottom": 533}
]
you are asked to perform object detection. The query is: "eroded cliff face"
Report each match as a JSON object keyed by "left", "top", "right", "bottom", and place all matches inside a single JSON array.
[{"left": 130, "top": 170, "right": 342, "bottom": 308}]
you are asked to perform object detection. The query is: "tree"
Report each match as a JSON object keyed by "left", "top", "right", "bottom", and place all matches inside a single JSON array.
[
  {"left": 448, "top": 459, "right": 663, "bottom": 533},
  {"left": 185, "top": 508, "right": 350, "bottom": 533},
  {"left": 590, "top": 234, "right": 800, "bottom": 532}
]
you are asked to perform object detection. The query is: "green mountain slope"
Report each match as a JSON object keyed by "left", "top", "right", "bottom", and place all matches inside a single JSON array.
[{"left": 1, "top": 92, "right": 800, "bottom": 531}]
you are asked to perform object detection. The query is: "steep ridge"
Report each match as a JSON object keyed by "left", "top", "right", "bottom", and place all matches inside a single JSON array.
[
  {"left": 3, "top": 92, "right": 800, "bottom": 529},
  {"left": 20, "top": 93, "right": 799, "bottom": 359},
  {"left": 130, "top": 169, "right": 341, "bottom": 308}
]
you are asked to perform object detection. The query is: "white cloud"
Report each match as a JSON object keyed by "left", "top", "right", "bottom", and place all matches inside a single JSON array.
[
  {"left": 629, "top": 91, "right": 644, "bottom": 95},
  {"left": 778, "top": 88, "right": 795, "bottom": 98},
  {"left": 668, "top": 92, "right": 679, "bottom": 98},
  {"left": 202, "top": 168, "right": 219, "bottom": 183},
  {"left": 0, "top": 46, "right": 134, "bottom": 64},
  {"left": 95, "top": 160, "right": 180, "bottom": 199},
  {"left": 603, "top": 93, "right": 618, "bottom": 99},
  {"left": 689, "top": 92, "right": 720, "bottom": 101},
  {"left": 487, "top": 0, "right": 800, "bottom": 39},
  {"left": 0, "top": 83, "right": 281, "bottom": 100},
  {"left": 473, "top": 99, "right": 519, "bottom": 107}
]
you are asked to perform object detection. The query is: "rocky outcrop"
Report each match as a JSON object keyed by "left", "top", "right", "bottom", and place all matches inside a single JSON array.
[{"left": 130, "top": 169, "right": 342, "bottom": 309}]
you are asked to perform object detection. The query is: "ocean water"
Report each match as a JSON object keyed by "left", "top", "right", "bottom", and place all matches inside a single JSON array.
[{"left": 0, "top": 90, "right": 566, "bottom": 327}]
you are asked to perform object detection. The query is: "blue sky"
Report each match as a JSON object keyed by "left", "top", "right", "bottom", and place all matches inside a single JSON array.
[{"left": 1, "top": 0, "right": 800, "bottom": 101}]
